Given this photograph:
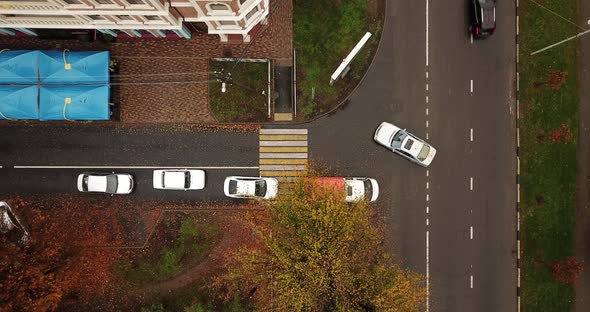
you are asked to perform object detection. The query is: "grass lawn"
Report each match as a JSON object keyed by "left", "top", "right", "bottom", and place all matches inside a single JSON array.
[
  {"left": 519, "top": 0, "right": 579, "bottom": 310},
  {"left": 118, "top": 217, "right": 222, "bottom": 286},
  {"left": 208, "top": 60, "right": 270, "bottom": 122},
  {"left": 294, "top": 0, "right": 382, "bottom": 118}
]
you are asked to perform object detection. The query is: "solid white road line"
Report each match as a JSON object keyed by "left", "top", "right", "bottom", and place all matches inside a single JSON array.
[
  {"left": 470, "top": 128, "right": 474, "bottom": 141},
  {"left": 426, "top": 0, "right": 429, "bottom": 67},
  {"left": 426, "top": 230, "right": 430, "bottom": 312},
  {"left": 14, "top": 165, "right": 259, "bottom": 170},
  {"left": 259, "top": 128, "right": 308, "bottom": 135},
  {"left": 470, "top": 177, "right": 474, "bottom": 190},
  {"left": 470, "top": 79, "right": 474, "bottom": 93}
]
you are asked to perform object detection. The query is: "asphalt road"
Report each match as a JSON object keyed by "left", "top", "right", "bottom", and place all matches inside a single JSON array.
[
  {"left": 307, "top": 0, "right": 517, "bottom": 310},
  {"left": 0, "top": 0, "right": 517, "bottom": 310},
  {"left": 0, "top": 124, "right": 259, "bottom": 202}
]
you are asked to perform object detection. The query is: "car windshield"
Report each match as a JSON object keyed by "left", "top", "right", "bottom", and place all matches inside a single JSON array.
[
  {"left": 391, "top": 131, "right": 407, "bottom": 149},
  {"left": 254, "top": 180, "right": 267, "bottom": 197},
  {"left": 105, "top": 175, "right": 118, "bottom": 193},
  {"left": 363, "top": 180, "right": 373, "bottom": 201},
  {"left": 417, "top": 144, "right": 431, "bottom": 161},
  {"left": 184, "top": 171, "right": 191, "bottom": 189},
  {"left": 82, "top": 176, "right": 89, "bottom": 191},
  {"left": 228, "top": 180, "right": 238, "bottom": 194}
]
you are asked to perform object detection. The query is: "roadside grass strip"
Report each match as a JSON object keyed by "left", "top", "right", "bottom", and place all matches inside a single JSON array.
[
  {"left": 520, "top": 0, "right": 579, "bottom": 310},
  {"left": 259, "top": 129, "right": 308, "bottom": 182}
]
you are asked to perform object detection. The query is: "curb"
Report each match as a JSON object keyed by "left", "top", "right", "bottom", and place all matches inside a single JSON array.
[{"left": 515, "top": 0, "right": 522, "bottom": 311}]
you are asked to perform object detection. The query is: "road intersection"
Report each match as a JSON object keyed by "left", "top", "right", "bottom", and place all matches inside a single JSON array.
[{"left": 0, "top": 0, "right": 517, "bottom": 310}]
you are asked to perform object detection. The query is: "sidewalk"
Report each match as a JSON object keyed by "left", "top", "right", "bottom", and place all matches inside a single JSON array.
[
  {"left": 0, "top": 0, "right": 293, "bottom": 124},
  {"left": 575, "top": 0, "right": 590, "bottom": 308}
]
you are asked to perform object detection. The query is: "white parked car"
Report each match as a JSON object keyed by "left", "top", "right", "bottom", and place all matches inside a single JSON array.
[
  {"left": 374, "top": 122, "right": 437, "bottom": 167},
  {"left": 77, "top": 172, "right": 134, "bottom": 194},
  {"left": 223, "top": 176, "right": 279, "bottom": 200},
  {"left": 311, "top": 177, "right": 380, "bottom": 202},
  {"left": 153, "top": 169, "right": 205, "bottom": 190}
]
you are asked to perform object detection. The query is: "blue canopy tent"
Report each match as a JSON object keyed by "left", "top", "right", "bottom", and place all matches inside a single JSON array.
[
  {"left": 0, "top": 50, "right": 39, "bottom": 84},
  {"left": 38, "top": 50, "right": 110, "bottom": 84},
  {"left": 39, "top": 85, "right": 110, "bottom": 121},
  {"left": 0, "top": 86, "right": 39, "bottom": 120}
]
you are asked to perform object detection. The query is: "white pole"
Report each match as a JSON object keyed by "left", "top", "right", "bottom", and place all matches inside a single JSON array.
[
  {"left": 330, "top": 32, "right": 372, "bottom": 85},
  {"left": 531, "top": 29, "right": 590, "bottom": 55}
]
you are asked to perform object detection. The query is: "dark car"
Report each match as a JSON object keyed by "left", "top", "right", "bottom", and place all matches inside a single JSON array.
[{"left": 469, "top": 0, "right": 496, "bottom": 38}]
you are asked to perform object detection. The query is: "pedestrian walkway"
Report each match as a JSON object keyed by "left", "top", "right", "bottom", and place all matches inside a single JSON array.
[
  {"left": 259, "top": 128, "right": 308, "bottom": 182},
  {"left": 273, "top": 66, "right": 293, "bottom": 121}
]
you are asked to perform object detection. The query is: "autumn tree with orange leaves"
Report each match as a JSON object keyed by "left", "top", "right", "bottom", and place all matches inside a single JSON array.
[
  {"left": 0, "top": 209, "right": 77, "bottom": 312},
  {"left": 214, "top": 178, "right": 426, "bottom": 311}
]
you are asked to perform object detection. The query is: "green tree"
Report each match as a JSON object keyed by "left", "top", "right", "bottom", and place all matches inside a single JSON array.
[
  {"left": 214, "top": 178, "right": 426, "bottom": 311},
  {"left": 141, "top": 303, "right": 165, "bottom": 312}
]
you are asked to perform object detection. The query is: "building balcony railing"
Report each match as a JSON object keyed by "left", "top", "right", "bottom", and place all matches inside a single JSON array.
[{"left": 0, "top": 2, "right": 62, "bottom": 11}]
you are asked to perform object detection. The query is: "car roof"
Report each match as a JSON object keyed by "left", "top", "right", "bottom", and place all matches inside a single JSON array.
[
  {"left": 401, "top": 136, "right": 425, "bottom": 157},
  {"left": 235, "top": 179, "right": 257, "bottom": 196},
  {"left": 311, "top": 177, "right": 345, "bottom": 190},
  {"left": 87, "top": 175, "right": 107, "bottom": 192},
  {"left": 164, "top": 171, "right": 186, "bottom": 188}
]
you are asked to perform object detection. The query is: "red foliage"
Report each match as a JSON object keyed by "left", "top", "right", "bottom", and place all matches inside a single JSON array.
[
  {"left": 547, "top": 124, "right": 573, "bottom": 143},
  {"left": 0, "top": 195, "right": 259, "bottom": 311},
  {"left": 0, "top": 207, "right": 79, "bottom": 312},
  {"left": 0, "top": 196, "right": 135, "bottom": 311},
  {"left": 548, "top": 256, "right": 583, "bottom": 284},
  {"left": 546, "top": 70, "right": 568, "bottom": 91}
]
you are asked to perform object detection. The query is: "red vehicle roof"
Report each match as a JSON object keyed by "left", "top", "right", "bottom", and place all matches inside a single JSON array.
[{"left": 306, "top": 177, "right": 345, "bottom": 191}]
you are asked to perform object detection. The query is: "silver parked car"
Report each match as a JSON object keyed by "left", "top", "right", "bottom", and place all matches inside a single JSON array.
[
  {"left": 223, "top": 176, "right": 279, "bottom": 200},
  {"left": 77, "top": 172, "right": 134, "bottom": 194},
  {"left": 152, "top": 169, "right": 206, "bottom": 190}
]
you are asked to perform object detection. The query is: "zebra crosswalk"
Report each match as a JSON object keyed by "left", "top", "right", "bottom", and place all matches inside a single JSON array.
[{"left": 259, "top": 128, "right": 308, "bottom": 182}]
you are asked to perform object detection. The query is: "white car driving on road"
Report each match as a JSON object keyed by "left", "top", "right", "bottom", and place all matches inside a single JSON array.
[
  {"left": 223, "top": 176, "right": 279, "bottom": 200},
  {"left": 374, "top": 122, "right": 437, "bottom": 167},
  {"left": 77, "top": 172, "right": 134, "bottom": 194},
  {"left": 153, "top": 169, "right": 206, "bottom": 190}
]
